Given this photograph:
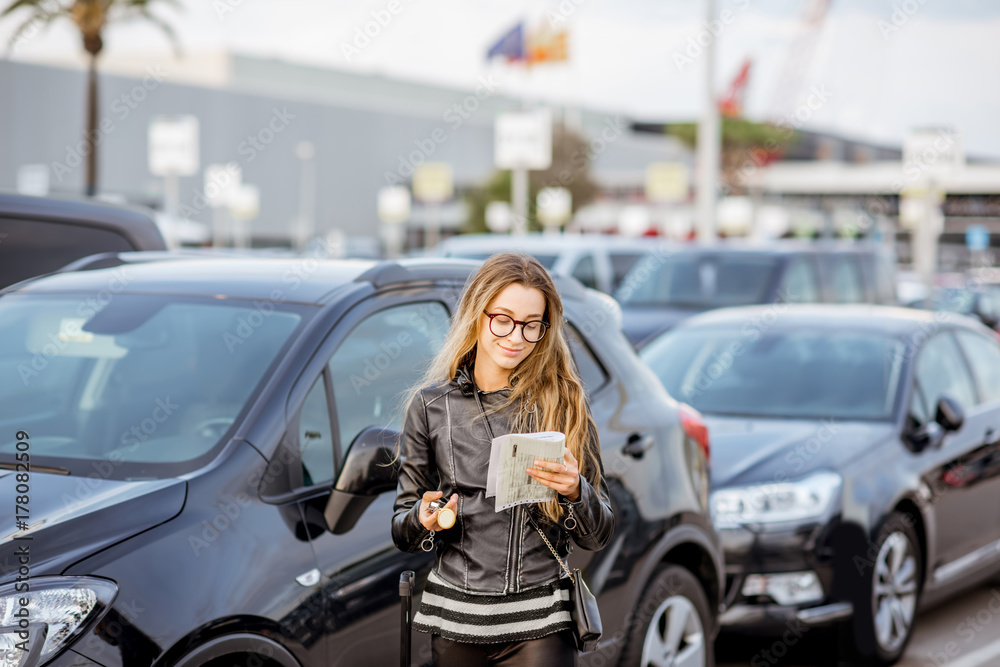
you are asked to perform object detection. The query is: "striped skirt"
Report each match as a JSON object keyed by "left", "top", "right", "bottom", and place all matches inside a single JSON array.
[{"left": 412, "top": 569, "right": 574, "bottom": 644}]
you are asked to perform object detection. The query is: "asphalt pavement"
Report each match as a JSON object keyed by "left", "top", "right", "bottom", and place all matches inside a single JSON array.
[{"left": 716, "top": 583, "right": 1000, "bottom": 667}]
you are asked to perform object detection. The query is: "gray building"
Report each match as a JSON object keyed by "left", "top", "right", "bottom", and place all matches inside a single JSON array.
[{"left": 0, "top": 54, "right": 690, "bottom": 247}]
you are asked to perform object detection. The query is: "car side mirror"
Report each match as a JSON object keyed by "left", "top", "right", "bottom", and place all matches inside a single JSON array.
[
  {"left": 935, "top": 396, "right": 964, "bottom": 433},
  {"left": 323, "top": 426, "right": 401, "bottom": 534}
]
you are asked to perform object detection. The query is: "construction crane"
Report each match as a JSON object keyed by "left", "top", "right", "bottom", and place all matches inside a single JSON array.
[
  {"left": 768, "top": 0, "right": 833, "bottom": 122},
  {"left": 719, "top": 58, "right": 752, "bottom": 118}
]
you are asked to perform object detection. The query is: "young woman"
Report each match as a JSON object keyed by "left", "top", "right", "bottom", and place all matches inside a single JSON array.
[{"left": 391, "top": 252, "right": 615, "bottom": 667}]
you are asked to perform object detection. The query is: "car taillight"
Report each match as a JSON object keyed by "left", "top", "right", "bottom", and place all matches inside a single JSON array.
[{"left": 678, "top": 403, "right": 710, "bottom": 462}]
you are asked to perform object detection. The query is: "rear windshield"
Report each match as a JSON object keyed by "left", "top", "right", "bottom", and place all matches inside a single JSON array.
[
  {"left": 446, "top": 251, "right": 558, "bottom": 269},
  {"left": 0, "top": 293, "right": 307, "bottom": 478},
  {"left": 0, "top": 218, "right": 136, "bottom": 289},
  {"left": 617, "top": 254, "right": 779, "bottom": 308}
]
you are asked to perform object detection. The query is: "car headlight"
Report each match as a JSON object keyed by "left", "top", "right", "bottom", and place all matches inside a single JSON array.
[
  {"left": 0, "top": 577, "right": 117, "bottom": 667},
  {"left": 711, "top": 471, "right": 842, "bottom": 527}
]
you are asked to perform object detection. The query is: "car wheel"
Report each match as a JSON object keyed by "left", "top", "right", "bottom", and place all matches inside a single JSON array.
[
  {"left": 852, "top": 512, "right": 922, "bottom": 665},
  {"left": 620, "top": 564, "right": 715, "bottom": 667}
]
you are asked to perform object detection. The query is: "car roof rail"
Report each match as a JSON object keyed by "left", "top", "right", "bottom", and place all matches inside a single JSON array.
[
  {"left": 355, "top": 259, "right": 590, "bottom": 301},
  {"left": 355, "top": 259, "right": 480, "bottom": 288}
]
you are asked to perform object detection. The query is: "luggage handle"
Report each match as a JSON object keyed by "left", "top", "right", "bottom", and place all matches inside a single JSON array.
[{"left": 399, "top": 570, "right": 415, "bottom": 667}]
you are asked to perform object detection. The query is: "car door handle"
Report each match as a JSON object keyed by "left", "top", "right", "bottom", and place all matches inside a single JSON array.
[{"left": 623, "top": 433, "right": 654, "bottom": 459}]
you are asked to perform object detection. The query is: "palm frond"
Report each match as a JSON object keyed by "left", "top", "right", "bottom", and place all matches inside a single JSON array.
[
  {"left": 2, "top": 0, "right": 64, "bottom": 18},
  {"left": 5, "top": 2, "right": 67, "bottom": 51}
]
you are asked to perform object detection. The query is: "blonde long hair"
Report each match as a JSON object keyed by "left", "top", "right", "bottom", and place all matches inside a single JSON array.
[{"left": 405, "top": 252, "right": 601, "bottom": 523}]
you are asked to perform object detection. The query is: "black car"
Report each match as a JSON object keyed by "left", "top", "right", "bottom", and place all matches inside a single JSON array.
[
  {"left": 0, "top": 253, "right": 722, "bottom": 667},
  {"left": 0, "top": 192, "right": 167, "bottom": 289},
  {"left": 641, "top": 304, "right": 1000, "bottom": 664},
  {"left": 616, "top": 242, "right": 898, "bottom": 348}
]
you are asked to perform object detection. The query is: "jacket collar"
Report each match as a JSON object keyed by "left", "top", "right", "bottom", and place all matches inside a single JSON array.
[{"left": 456, "top": 362, "right": 516, "bottom": 396}]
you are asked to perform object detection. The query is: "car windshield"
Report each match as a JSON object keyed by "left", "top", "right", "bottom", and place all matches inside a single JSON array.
[
  {"left": 641, "top": 326, "right": 904, "bottom": 421},
  {"left": 616, "top": 254, "right": 779, "bottom": 308},
  {"left": 933, "top": 288, "right": 975, "bottom": 314},
  {"left": 447, "top": 251, "right": 558, "bottom": 269},
  {"left": 0, "top": 293, "right": 305, "bottom": 478}
]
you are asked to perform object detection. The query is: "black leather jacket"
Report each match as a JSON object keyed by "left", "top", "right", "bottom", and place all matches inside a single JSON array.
[{"left": 391, "top": 367, "right": 615, "bottom": 594}]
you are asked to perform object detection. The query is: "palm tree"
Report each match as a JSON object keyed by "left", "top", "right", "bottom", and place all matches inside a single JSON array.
[{"left": 2, "top": 0, "right": 179, "bottom": 196}]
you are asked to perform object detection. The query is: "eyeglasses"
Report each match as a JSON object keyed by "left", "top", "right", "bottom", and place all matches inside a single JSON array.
[{"left": 483, "top": 310, "right": 550, "bottom": 343}]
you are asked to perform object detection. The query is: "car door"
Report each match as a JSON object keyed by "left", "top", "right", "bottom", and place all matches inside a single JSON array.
[
  {"left": 299, "top": 294, "right": 453, "bottom": 667},
  {"left": 909, "top": 330, "right": 995, "bottom": 570},
  {"left": 952, "top": 329, "right": 1000, "bottom": 546}
]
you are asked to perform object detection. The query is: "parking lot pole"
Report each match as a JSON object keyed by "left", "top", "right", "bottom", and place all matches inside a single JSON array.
[
  {"left": 512, "top": 167, "right": 529, "bottom": 235},
  {"left": 695, "top": 0, "right": 720, "bottom": 243}
]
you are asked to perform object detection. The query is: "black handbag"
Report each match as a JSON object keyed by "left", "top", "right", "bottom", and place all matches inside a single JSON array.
[
  {"left": 472, "top": 384, "right": 603, "bottom": 652},
  {"left": 526, "top": 511, "right": 603, "bottom": 652}
]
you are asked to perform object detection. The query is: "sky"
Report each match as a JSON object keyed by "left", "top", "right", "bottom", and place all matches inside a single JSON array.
[{"left": 4, "top": 0, "right": 1000, "bottom": 158}]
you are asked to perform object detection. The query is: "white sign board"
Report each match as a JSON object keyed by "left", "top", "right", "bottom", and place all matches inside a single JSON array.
[
  {"left": 16, "top": 164, "right": 49, "bottom": 196},
  {"left": 537, "top": 187, "right": 572, "bottom": 226},
  {"left": 412, "top": 163, "right": 454, "bottom": 203},
  {"left": 149, "top": 116, "right": 200, "bottom": 176},
  {"left": 204, "top": 163, "right": 242, "bottom": 208},
  {"left": 228, "top": 184, "right": 260, "bottom": 221},
  {"left": 495, "top": 109, "right": 552, "bottom": 170},
  {"left": 378, "top": 186, "right": 411, "bottom": 224},
  {"left": 486, "top": 201, "right": 513, "bottom": 233},
  {"left": 645, "top": 162, "right": 689, "bottom": 203}
]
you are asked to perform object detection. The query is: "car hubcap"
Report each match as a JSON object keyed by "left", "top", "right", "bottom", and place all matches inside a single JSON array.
[
  {"left": 640, "top": 594, "right": 705, "bottom": 667},
  {"left": 872, "top": 531, "right": 918, "bottom": 653}
]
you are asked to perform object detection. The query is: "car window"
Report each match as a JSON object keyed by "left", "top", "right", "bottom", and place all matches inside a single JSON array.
[
  {"left": 828, "top": 256, "right": 865, "bottom": 303},
  {"left": 571, "top": 255, "right": 598, "bottom": 290},
  {"left": 328, "top": 302, "right": 450, "bottom": 454},
  {"left": 299, "top": 376, "right": 335, "bottom": 487},
  {"left": 609, "top": 252, "right": 644, "bottom": 291},
  {"left": 641, "top": 326, "right": 903, "bottom": 420},
  {"left": 565, "top": 324, "right": 608, "bottom": 394},
  {"left": 955, "top": 330, "right": 1000, "bottom": 404},
  {"left": 875, "top": 255, "right": 897, "bottom": 304},
  {"left": 0, "top": 217, "right": 136, "bottom": 289},
  {"left": 616, "top": 254, "right": 778, "bottom": 307},
  {"left": 779, "top": 258, "right": 820, "bottom": 303},
  {"left": 913, "top": 332, "right": 977, "bottom": 416}
]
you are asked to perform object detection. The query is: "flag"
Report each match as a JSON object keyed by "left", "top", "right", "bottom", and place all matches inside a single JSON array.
[
  {"left": 487, "top": 22, "right": 526, "bottom": 62},
  {"left": 526, "top": 27, "right": 568, "bottom": 65}
]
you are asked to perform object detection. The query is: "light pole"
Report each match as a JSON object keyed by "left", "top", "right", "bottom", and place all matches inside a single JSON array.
[
  {"left": 695, "top": 0, "right": 720, "bottom": 243},
  {"left": 295, "top": 141, "right": 316, "bottom": 250}
]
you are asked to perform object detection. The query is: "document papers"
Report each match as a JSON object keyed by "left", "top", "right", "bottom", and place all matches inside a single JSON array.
[{"left": 486, "top": 431, "right": 566, "bottom": 512}]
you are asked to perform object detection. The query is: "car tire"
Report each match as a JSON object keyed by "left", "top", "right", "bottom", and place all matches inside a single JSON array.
[
  {"left": 620, "top": 564, "right": 715, "bottom": 667},
  {"left": 850, "top": 512, "right": 922, "bottom": 665}
]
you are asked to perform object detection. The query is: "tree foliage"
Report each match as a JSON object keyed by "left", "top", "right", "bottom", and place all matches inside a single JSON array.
[{"left": 464, "top": 122, "right": 600, "bottom": 233}]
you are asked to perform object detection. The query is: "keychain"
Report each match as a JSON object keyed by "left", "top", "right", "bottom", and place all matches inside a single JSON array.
[
  {"left": 563, "top": 503, "right": 577, "bottom": 531},
  {"left": 428, "top": 499, "right": 456, "bottom": 529}
]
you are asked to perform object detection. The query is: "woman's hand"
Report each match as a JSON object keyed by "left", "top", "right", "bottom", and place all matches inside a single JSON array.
[
  {"left": 419, "top": 490, "right": 458, "bottom": 531},
  {"left": 527, "top": 447, "right": 581, "bottom": 501}
]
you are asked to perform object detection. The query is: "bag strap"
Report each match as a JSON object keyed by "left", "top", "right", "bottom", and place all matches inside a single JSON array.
[{"left": 472, "top": 383, "right": 576, "bottom": 585}]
